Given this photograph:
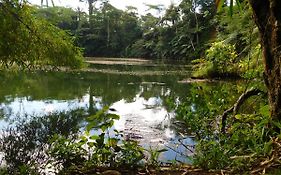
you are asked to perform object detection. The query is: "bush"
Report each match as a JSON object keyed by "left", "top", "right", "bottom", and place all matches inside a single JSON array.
[{"left": 193, "top": 41, "right": 239, "bottom": 78}]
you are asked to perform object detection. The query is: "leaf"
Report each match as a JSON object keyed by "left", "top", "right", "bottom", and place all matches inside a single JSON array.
[
  {"left": 157, "top": 148, "right": 168, "bottom": 153},
  {"left": 101, "top": 124, "right": 108, "bottom": 132},
  {"left": 236, "top": 0, "right": 241, "bottom": 11},
  {"left": 84, "top": 130, "right": 90, "bottom": 136},
  {"left": 272, "top": 121, "right": 281, "bottom": 130},
  {"left": 259, "top": 105, "right": 270, "bottom": 117},
  {"left": 96, "top": 133, "right": 105, "bottom": 148},
  {"left": 234, "top": 114, "right": 242, "bottom": 120},
  {"left": 107, "top": 114, "right": 120, "bottom": 120},
  {"left": 87, "top": 142, "right": 95, "bottom": 148},
  {"left": 109, "top": 120, "right": 114, "bottom": 127},
  {"left": 80, "top": 136, "right": 87, "bottom": 142},
  {"left": 264, "top": 141, "right": 273, "bottom": 155},
  {"left": 108, "top": 138, "right": 118, "bottom": 147},
  {"left": 79, "top": 139, "right": 87, "bottom": 145},
  {"left": 103, "top": 106, "right": 110, "bottom": 111},
  {"left": 89, "top": 135, "right": 99, "bottom": 140},
  {"left": 229, "top": 0, "right": 233, "bottom": 16},
  {"left": 86, "top": 122, "right": 97, "bottom": 132},
  {"left": 215, "top": 0, "right": 240, "bottom": 16},
  {"left": 215, "top": 0, "right": 225, "bottom": 11}
]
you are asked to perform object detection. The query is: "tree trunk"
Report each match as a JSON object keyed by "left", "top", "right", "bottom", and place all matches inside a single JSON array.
[
  {"left": 88, "top": 0, "right": 94, "bottom": 16},
  {"left": 192, "top": 0, "right": 199, "bottom": 45},
  {"left": 88, "top": 0, "right": 94, "bottom": 28},
  {"left": 249, "top": 0, "right": 281, "bottom": 120}
]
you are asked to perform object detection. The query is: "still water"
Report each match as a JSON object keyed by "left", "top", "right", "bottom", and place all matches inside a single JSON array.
[{"left": 0, "top": 60, "right": 253, "bottom": 163}]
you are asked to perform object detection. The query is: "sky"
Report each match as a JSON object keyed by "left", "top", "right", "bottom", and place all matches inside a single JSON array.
[{"left": 28, "top": 0, "right": 180, "bottom": 15}]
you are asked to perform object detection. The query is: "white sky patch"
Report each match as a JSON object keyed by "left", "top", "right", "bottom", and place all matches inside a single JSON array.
[{"left": 28, "top": 0, "right": 181, "bottom": 15}]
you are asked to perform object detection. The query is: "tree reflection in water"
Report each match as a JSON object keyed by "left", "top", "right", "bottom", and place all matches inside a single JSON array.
[{"left": 0, "top": 109, "right": 85, "bottom": 174}]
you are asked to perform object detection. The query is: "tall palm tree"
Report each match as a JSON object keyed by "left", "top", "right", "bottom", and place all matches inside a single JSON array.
[
  {"left": 40, "top": 0, "right": 54, "bottom": 7},
  {"left": 79, "top": 0, "right": 98, "bottom": 16}
]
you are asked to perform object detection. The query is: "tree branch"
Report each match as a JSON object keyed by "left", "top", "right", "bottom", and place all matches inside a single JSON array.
[
  {"left": 1, "top": 1, "right": 33, "bottom": 32},
  {"left": 221, "top": 88, "right": 265, "bottom": 133}
]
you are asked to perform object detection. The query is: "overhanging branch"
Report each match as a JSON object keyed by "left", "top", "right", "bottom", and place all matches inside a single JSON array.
[{"left": 221, "top": 88, "right": 266, "bottom": 133}]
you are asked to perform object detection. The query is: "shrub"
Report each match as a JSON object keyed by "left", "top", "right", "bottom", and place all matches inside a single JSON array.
[{"left": 193, "top": 41, "right": 239, "bottom": 78}]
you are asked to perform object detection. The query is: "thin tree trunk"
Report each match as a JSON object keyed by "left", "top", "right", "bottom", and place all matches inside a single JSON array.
[
  {"left": 77, "top": 7, "right": 82, "bottom": 30},
  {"left": 192, "top": 0, "right": 199, "bottom": 45},
  {"left": 249, "top": 0, "right": 281, "bottom": 120},
  {"left": 88, "top": 0, "right": 94, "bottom": 28},
  {"left": 88, "top": 0, "right": 94, "bottom": 16},
  {"left": 89, "top": 85, "right": 95, "bottom": 115},
  {"left": 107, "top": 17, "right": 110, "bottom": 47}
]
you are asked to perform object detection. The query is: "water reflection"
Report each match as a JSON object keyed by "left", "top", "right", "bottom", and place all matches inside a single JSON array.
[
  {"left": 0, "top": 70, "right": 266, "bottom": 165},
  {"left": 0, "top": 109, "right": 84, "bottom": 174},
  {"left": 0, "top": 71, "right": 195, "bottom": 163}
]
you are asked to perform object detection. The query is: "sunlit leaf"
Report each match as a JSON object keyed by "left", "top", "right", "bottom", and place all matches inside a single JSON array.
[
  {"left": 215, "top": 0, "right": 240, "bottom": 16},
  {"left": 80, "top": 136, "right": 87, "bottom": 142},
  {"left": 86, "top": 122, "right": 97, "bottom": 131},
  {"left": 108, "top": 138, "right": 118, "bottom": 147},
  {"left": 107, "top": 114, "right": 120, "bottom": 120},
  {"left": 89, "top": 135, "right": 99, "bottom": 140},
  {"left": 259, "top": 105, "right": 270, "bottom": 117},
  {"left": 234, "top": 114, "right": 242, "bottom": 120}
]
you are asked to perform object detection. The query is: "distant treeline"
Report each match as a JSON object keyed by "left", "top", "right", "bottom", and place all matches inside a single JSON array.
[{"left": 33, "top": 0, "right": 216, "bottom": 60}]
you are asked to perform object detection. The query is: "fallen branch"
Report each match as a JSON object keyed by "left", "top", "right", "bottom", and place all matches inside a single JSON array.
[
  {"left": 178, "top": 139, "right": 195, "bottom": 153},
  {"left": 165, "top": 145, "right": 189, "bottom": 158},
  {"left": 221, "top": 88, "right": 265, "bottom": 133},
  {"left": 229, "top": 153, "right": 256, "bottom": 160}
]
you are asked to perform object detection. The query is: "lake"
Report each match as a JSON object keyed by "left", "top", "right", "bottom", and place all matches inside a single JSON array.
[{"left": 0, "top": 58, "right": 262, "bottom": 164}]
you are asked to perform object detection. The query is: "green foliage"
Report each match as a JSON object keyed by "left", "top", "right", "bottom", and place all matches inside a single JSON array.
[
  {"left": 33, "top": 19, "right": 84, "bottom": 69},
  {"left": 86, "top": 106, "right": 120, "bottom": 132},
  {"left": 48, "top": 107, "right": 145, "bottom": 172},
  {"left": 193, "top": 41, "right": 239, "bottom": 78},
  {"left": 0, "top": 109, "right": 83, "bottom": 174},
  {"left": 174, "top": 82, "right": 244, "bottom": 139},
  {"left": 194, "top": 140, "right": 230, "bottom": 169},
  {"left": 115, "top": 140, "right": 144, "bottom": 168},
  {"left": 48, "top": 134, "right": 87, "bottom": 169},
  {"left": 129, "top": 0, "right": 215, "bottom": 60},
  {"left": 0, "top": 0, "right": 84, "bottom": 69},
  {"left": 170, "top": 79, "right": 272, "bottom": 172},
  {"left": 217, "top": 1, "right": 261, "bottom": 78},
  {"left": 85, "top": 107, "right": 144, "bottom": 168},
  {"left": 0, "top": 107, "right": 146, "bottom": 174},
  {"left": 35, "top": 0, "right": 215, "bottom": 60},
  {"left": 206, "top": 41, "right": 237, "bottom": 70},
  {"left": 239, "top": 44, "right": 263, "bottom": 79},
  {"left": 266, "top": 169, "right": 281, "bottom": 175},
  {"left": 194, "top": 112, "right": 273, "bottom": 172},
  {"left": 145, "top": 147, "right": 168, "bottom": 168},
  {"left": 192, "top": 1, "right": 262, "bottom": 79},
  {"left": 33, "top": 6, "right": 81, "bottom": 31},
  {"left": 75, "top": 2, "right": 142, "bottom": 57}
]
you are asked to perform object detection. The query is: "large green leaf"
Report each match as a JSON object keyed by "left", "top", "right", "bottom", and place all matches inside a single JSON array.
[{"left": 216, "top": 0, "right": 241, "bottom": 16}]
